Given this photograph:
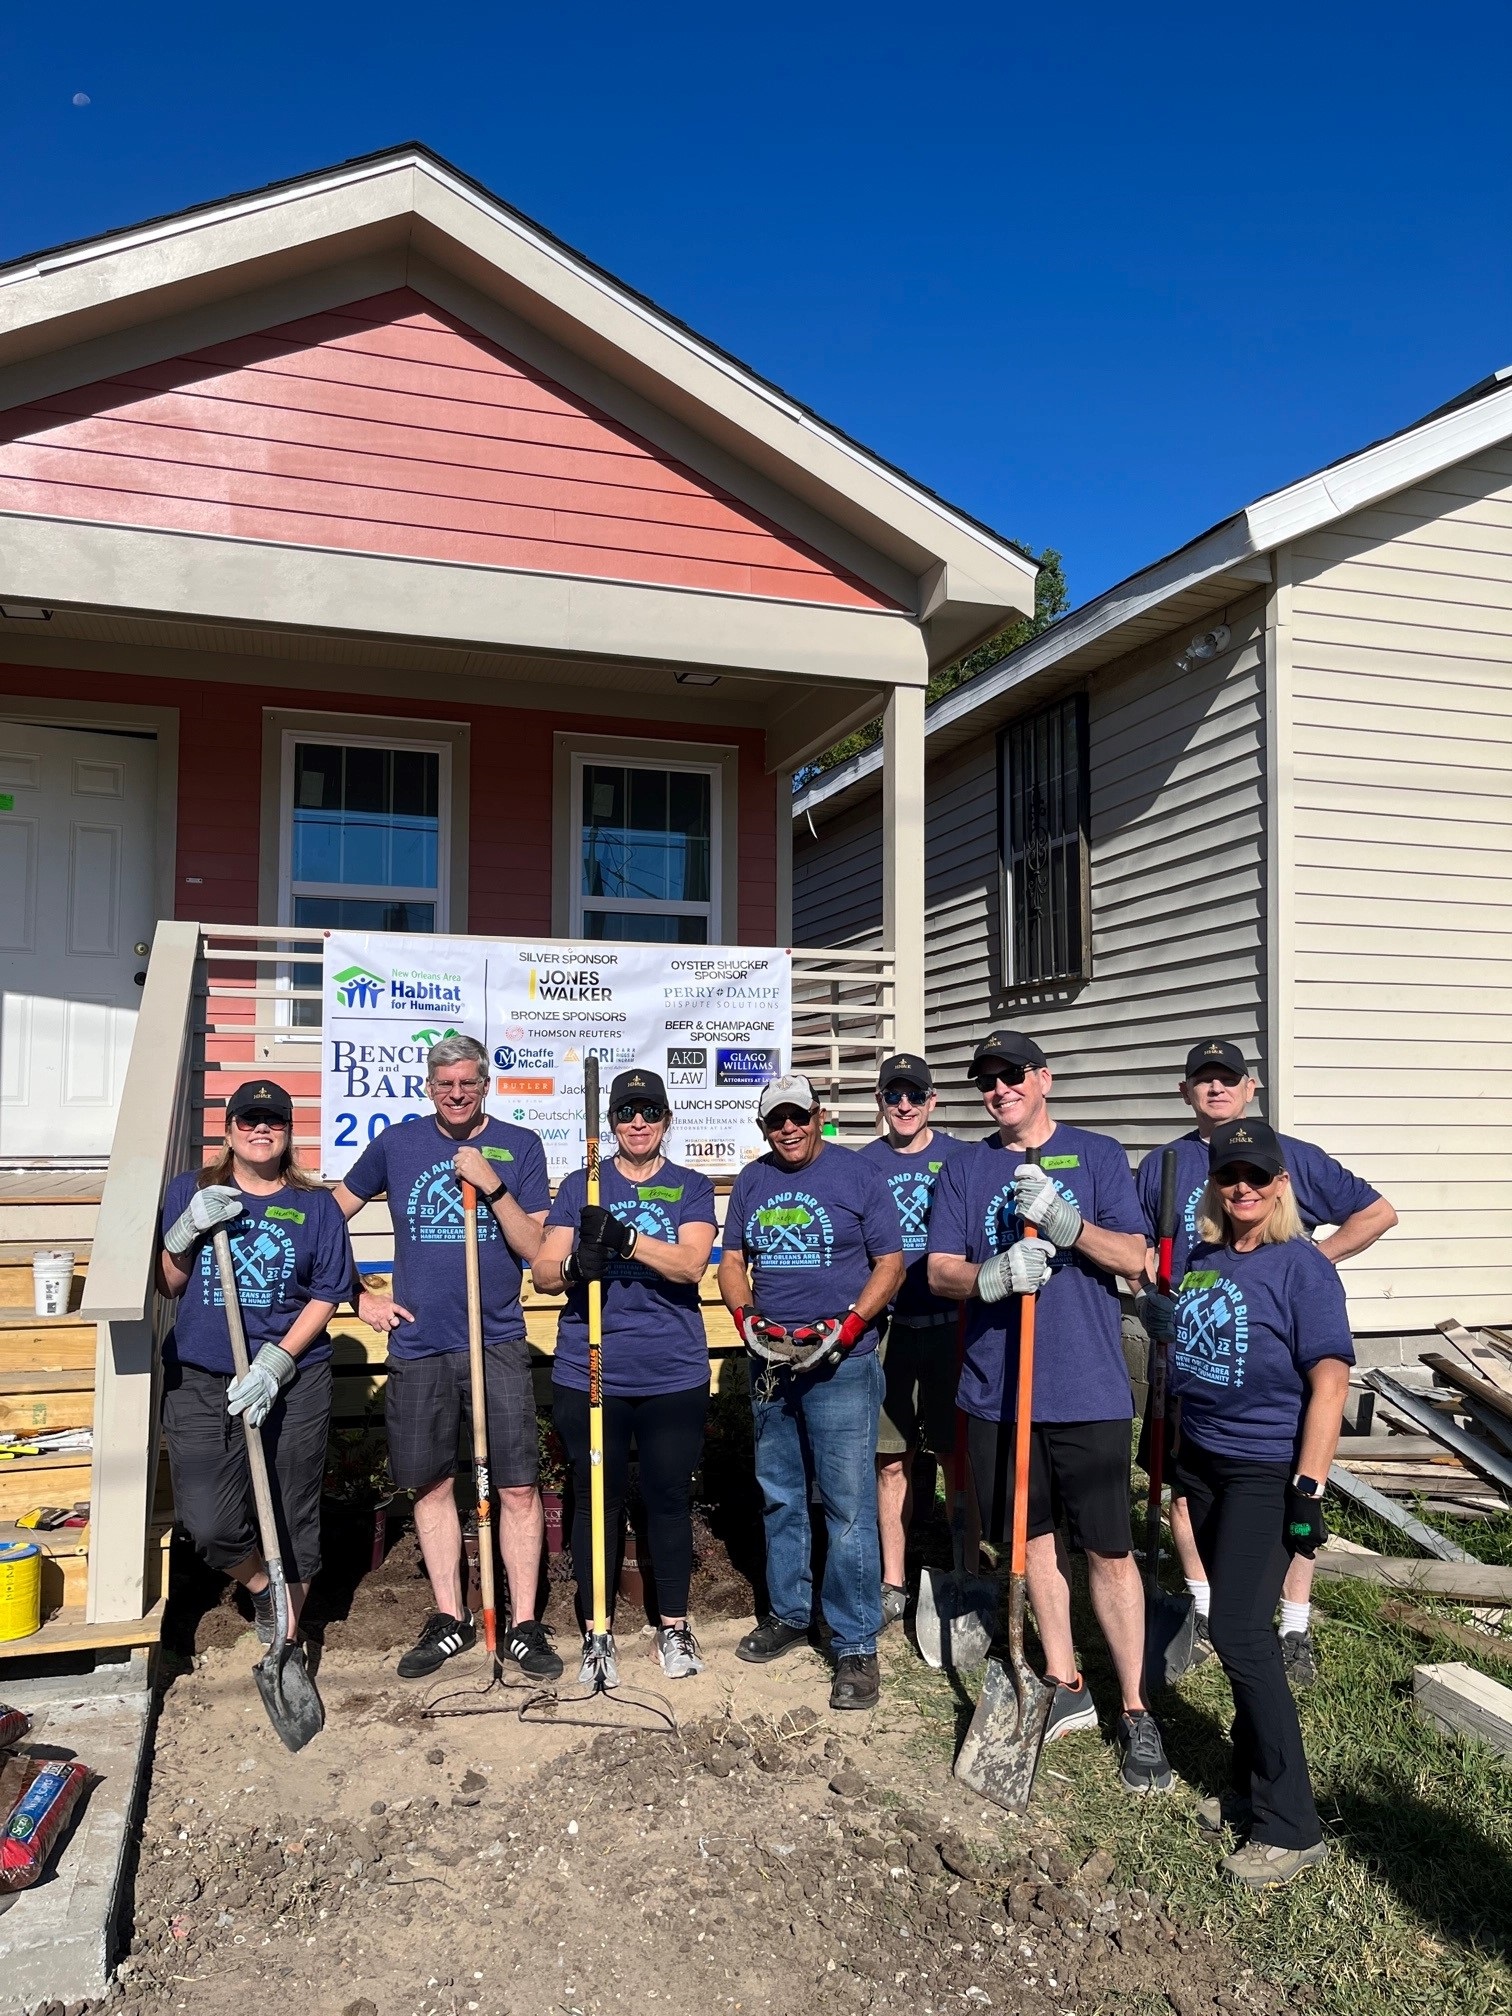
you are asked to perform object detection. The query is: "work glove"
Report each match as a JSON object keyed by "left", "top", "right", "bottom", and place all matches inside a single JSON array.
[
  {"left": 580, "top": 1202, "right": 638, "bottom": 1260},
  {"left": 1284, "top": 1485, "right": 1327, "bottom": 1559},
  {"left": 975, "top": 1236, "right": 1055, "bottom": 1302},
  {"left": 563, "top": 1237, "right": 608, "bottom": 1286},
  {"left": 226, "top": 1343, "right": 297, "bottom": 1429},
  {"left": 163, "top": 1184, "right": 243, "bottom": 1256},
  {"left": 1012, "top": 1165, "right": 1083, "bottom": 1248},
  {"left": 1138, "top": 1289, "right": 1177, "bottom": 1347}
]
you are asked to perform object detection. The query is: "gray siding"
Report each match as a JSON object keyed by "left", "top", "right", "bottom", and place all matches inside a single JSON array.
[{"left": 792, "top": 799, "right": 883, "bottom": 948}]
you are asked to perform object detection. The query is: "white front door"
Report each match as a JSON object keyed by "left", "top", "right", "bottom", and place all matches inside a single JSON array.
[{"left": 0, "top": 722, "right": 158, "bottom": 1160}]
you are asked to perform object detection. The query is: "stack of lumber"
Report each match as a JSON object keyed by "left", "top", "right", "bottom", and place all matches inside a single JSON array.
[{"left": 1334, "top": 1321, "right": 1512, "bottom": 1521}]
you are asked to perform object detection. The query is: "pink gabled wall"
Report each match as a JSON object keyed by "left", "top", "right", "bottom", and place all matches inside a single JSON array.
[{"left": 0, "top": 290, "right": 895, "bottom": 611}]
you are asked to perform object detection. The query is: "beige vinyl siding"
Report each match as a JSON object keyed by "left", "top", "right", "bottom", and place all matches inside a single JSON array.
[{"left": 1286, "top": 446, "right": 1512, "bottom": 1330}]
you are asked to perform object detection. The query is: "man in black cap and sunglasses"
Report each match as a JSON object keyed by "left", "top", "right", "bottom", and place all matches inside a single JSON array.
[{"left": 929, "top": 1030, "right": 1174, "bottom": 1793}]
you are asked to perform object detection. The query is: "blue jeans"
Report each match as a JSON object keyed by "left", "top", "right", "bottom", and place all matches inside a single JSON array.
[{"left": 751, "top": 1348, "right": 884, "bottom": 1658}]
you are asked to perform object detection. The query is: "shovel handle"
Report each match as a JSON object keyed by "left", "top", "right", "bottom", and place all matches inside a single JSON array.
[
  {"left": 1011, "top": 1143, "right": 1042, "bottom": 1582},
  {"left": 213, "top": 1227, "right": 290, "bottom": 1651},
  {"left": 1145, "top": 1145, "right": 1180, "bottom": 1574},
  {"left": 584, "top": 1057, "right": 608, "bottom": 1639},
  {"left": 461, "top": 1180, "right": 497, "bottom": 1656}
]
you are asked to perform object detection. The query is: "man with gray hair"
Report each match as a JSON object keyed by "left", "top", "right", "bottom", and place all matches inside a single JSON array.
[{"left": 334, "top": 1035, "right": 556, "bottom": 1680}]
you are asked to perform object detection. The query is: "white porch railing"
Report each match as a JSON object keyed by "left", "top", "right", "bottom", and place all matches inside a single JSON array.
[{"left": 78, "top": 923, "right": 896, "bottom": 1625}]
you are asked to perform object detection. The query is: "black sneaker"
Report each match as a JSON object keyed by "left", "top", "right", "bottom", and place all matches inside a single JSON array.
[
  {"left": 735, "top": 1615, "right": 810, "bottom": 1664},
  {"left": 830, "top": 1653, "right": 880, "bottom": 1710},
  {"left": 1280, "top": 1629, "right": 1317, "bottom": 1688},
  {"left": 1117, "top": 1709, "right": 1174, "bottom": 1794},
  {"left": 504, "top": 1619, "right": 564, "bottom": 1681},
  {"left": 250, "top": 1584, "right": 275, "bottom": 1647},
  {"left": 1043, "top": 1673, "right": 1100, "bottom": 1743},
  {"left": 397, "top": 1611, "right": 476, "bottom": 1679}
]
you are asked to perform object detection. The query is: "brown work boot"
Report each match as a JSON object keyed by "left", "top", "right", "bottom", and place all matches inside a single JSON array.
[
  {"left": 830, "top": 1653, "right": 880, "bottom": 1710},
  {"left": 1221, "top": 1839, "right": 1328, "bottom": 1888}
]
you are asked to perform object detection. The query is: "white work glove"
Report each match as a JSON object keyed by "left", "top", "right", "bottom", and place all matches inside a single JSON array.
[
  {"left": 226, "top": 1344, "right": 297, "bottom": 1429},
  {"left": 1012, "top": 1164, "right": 1083, "bottom": 1248},
  {"left": 975, "top": 1236, "right": 1056, "bottom": 1302},
  {"left": 164, "top": 1184, "right": 243, "bottom": 1256}
]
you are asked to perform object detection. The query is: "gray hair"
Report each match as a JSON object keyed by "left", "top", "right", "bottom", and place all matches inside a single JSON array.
[{"left": 425, "top": 1034, "right": 489, "bottom": 1082}]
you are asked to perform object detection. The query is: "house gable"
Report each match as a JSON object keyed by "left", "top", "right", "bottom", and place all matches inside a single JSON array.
[{"left": 0, "top": 287, "right": 896, "bottom": 609}]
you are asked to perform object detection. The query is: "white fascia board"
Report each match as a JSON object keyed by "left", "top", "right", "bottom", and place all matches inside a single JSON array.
[{"left": 0, "top": 512, "right": 929, "bottom": 686}]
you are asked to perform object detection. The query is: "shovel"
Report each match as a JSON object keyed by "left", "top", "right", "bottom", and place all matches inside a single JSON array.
[
  {"left": 916, "top": 1310, "right": 997, "bottom": 1673},
  {"left": 1143, "top": 1146, "right": 1197, "bottom": 1691},
  {"left": 461, "top": 1177, "right": 501, "bottom": 1670},
  {"left": 213, "top": 1228, "right": 325, "bottom": 1753},
  {"left": 953, "top": 1149, "right": 1052, "bottom": 1813}
]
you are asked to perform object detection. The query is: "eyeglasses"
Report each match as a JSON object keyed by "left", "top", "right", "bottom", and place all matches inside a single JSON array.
[
  {"left": 763, "top": 1106, "right": 817, "bottom": 1132},
  {"left": 232, "top": 1113, "right": 289, "bottom": 1132},
  {"left": 881, "top": 1085, "right": 929, "bottom": 1107},
  {"left": 973, "top": 1065, "right": 1030, "bottom": 1092},
  {"left": 612, "top": 1101, "right": 667, "bottom": 1125},
  {"left": 1214, "top": 1163, "right": 1279, "bottom": 1189}
]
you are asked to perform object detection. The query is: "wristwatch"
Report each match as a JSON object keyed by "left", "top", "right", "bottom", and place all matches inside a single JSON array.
[
  {"left": 478, "top": 1180, "right": 506, "bottom": 1207},
  {"left": 1292, "top": 1473, "right": 1325, "bottom": 1498}
]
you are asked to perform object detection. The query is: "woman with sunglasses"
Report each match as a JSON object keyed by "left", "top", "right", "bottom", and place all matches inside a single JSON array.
[
  {"left": 156, "top": 1080, "right": 353, "bottom": 1640},
  {"left": 1148, "top": 1118, "right": 1353, "bottom": 1889},
  {"left": 533, "top": 1068, "right": 717, "bottom": 1683}
]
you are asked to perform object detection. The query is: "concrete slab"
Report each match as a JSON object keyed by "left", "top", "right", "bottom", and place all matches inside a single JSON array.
[{"left": 0, "top": 1678, "right": 153, "bottom": 2013}]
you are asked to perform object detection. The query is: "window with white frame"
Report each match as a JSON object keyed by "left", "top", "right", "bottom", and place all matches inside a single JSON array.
[
  {"left": 572, "top": 755, "right": 718, "bottom": 943},
  {"left": 280, "top": 734, "right": 450, "bottom": 933}
]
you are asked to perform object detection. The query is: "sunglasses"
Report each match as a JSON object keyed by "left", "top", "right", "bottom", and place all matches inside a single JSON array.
[
  {"left": 973, "top": 1065, "right": 1030, "bottom": 1092},
  {"left": 763, "top": 1105, "right": 817, "bottom": 1132},
  {"left": 1215, "top": 1163, "right": 1279, "bottom": 1189},
  {"left": 232, "top": 1112, "right": 289, "bottom": 1131},
  {"left": 612, "top": 1101, "right": 667, "bottom": 1125},
  {"left": 881, "top": 1084, "right": 929, "bottom": 1106}
]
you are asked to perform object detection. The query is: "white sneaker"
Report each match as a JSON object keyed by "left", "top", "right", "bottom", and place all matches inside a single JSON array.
[
  {"left": 657, "top": 1623, "right": 705, "bottom": 1678},
  {"left": 578, "top": 1631, "right": 620, "bottom": 1690}
]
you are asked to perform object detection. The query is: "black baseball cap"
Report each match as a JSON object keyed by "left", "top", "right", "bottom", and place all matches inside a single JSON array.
[
  {"left": 1184, "top": 1039, "right": 1248, "bottom": 1080},
  {"left": 969, "top": 1029, "right": 1048, "bottom": 1077},
  {"left": 226, "top": 1080, "right": 294, "bottom": 1125},
  {"left": 608, "top": 1068, "right": 668, "bottom": 1111},
  {"left": 877, "top": 1053, "right": 933, "bottom": 1093},
  {"left": 1208, "top": 1119, "right": 1286, "bottom": 1179}
]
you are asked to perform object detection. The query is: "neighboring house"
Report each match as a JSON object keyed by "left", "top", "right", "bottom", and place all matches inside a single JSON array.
[
  {"left": 0, "top": 145, "right": 1037, "bottom": 1646},
  {"left": 794, "top": 368, "right": 1512, "bottom": 1341}
]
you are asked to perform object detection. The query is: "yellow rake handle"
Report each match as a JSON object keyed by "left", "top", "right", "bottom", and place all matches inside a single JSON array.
[{"left": 584, "top": 1056, "right": 608, "bottom": 1638}]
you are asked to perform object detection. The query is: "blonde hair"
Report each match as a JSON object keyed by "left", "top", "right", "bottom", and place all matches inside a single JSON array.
[
  {"left": 1195, "top": 1172, "right": 1304, "bottom": 1247},
  {"left": 201, "top": 1131, "right": 317, "bottom": 1193}
]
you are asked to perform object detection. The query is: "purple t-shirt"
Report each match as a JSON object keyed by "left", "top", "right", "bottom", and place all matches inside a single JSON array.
[
  {"left": 1171, "top": 1237, "right": 1356, "bottom": 1464},
  {"left": 928, "top": 1123, "right": 1144, "bottom": 1424},
  {"left": 159, "top": 1173, "right": 352, "bottom": 1376},
  {"left": 726, "top": 1142, "right": 904, "bottom": 1356},
  {"left": 343, "top": 1116, "right": 550, "bottom": 1358},
  {"left": 860, "top": 1132, "right": 971, "bottom": 1319},
  {"left": 546, "top": 1159, "right": 716, "bottom": 1397},
  {"left": 1138, "top": 1129, "right": 1382, "bottom": 1283}
]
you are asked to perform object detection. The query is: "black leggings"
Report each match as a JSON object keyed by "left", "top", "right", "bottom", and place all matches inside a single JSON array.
[
  {"left": 552, "top": 1380, "right": 709, "bottom": 1624},
  {"left": 1175, "top": 1437, "right": 1322, "bottom": 1850}
]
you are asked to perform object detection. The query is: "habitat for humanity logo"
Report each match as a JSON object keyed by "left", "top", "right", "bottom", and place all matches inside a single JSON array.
[
  {"left": 332, "top": 961, "right": 466, "bottom": 1015},
  {"left": 333, "top": 964, "right": 385, "bottom": 1010}
]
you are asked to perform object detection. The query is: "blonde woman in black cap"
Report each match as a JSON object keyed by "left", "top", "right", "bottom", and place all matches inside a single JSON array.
[
  {"left": 156, "top": 1081, "right": 353, "bottom": 1640},
  {"left": 1144, "top": 1118, "right": 1353, "bottom": 1888},
  {"left": 533, "top": 1069, "right": 717, "bottom": 1683}
]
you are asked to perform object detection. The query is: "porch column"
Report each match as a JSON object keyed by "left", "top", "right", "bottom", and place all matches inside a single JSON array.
[
  {"left": 882, "top": 683, "right": 927, "bottom": 1052},
  {"left": 775, "top": 768, "right": 794, "bottom": 944}
]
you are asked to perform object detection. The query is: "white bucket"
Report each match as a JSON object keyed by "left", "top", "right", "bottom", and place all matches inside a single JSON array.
[{"left": 32, "top": 1249, "right": 76, "bottom": 1318}]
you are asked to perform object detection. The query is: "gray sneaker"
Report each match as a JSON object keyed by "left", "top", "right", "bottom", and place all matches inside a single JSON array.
[
  {"left": 578, "top": 1631, "right": 620, "bottom": 1690},
  {"left": 1043, "top": 1675, "right": 1100, "bottom": 1743},
  {"left": 1222, "top": 1839, "right": 1328, "bottom": 1888},
  {"left": 657, "top": 1623, "right": 705, "bottom": 1679},
  {"left": 880, "top": 1583, "right": 908, "bottom": 1630},
  {"left": 1280, "top": 1629, "right": 1317, "bottom": 1687},
  {"left": 1117, "top": 1710, "right": 1174, "bottom": 1794}
]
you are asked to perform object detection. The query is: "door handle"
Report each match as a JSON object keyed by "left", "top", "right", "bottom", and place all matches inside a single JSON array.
[{"left": 134, "top": 972, "right": 146, "bottom": 986}]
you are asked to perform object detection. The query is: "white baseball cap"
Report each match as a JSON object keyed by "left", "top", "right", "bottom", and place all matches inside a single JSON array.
[{"left": 757, "top": 1073, "right": 818, "bottom": 1121}]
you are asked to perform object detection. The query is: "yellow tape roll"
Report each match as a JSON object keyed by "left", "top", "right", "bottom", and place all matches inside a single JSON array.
[{"left": 0, "top": 1539, "right": 42, "bottom": 1641}]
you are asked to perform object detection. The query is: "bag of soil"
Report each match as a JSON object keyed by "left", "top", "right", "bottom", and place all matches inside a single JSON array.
[
  {"left": 0, "top": 1758, "right": 90, "bottom": 1892},
  {"left": 0, "top": 1704, "right": 31, "bottom": 1750}
]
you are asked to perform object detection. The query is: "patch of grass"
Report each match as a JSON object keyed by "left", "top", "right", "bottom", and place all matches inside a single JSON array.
[{"left": 881, "top": 1518, "right": 1512, "bottom": 2016}]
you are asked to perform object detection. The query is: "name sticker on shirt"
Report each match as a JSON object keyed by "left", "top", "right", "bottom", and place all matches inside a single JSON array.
[
  {"left": 1181, "top": 1269, "right": 1221, "bottom": 1290},
  {"left": 1040, "top": 1154, "right": 1080, "bottom": 1169},
  {"left": 264, "top": 1206, "right": 306, "bottom": 1224},
  {"left": 638, "top": 1185, "right": 684, "bottom": 1202},
  {"left": 481, "top": 1146, "right": 515, "bottom": 1163}
]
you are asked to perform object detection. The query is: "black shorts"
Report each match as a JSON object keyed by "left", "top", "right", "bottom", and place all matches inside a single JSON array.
[
  {"left": 965, "top": 1414, "right": 1134, "bottom": 1557},
  {"left": 162, "top": 1355, "right": 331, "bottom": 1583},
  {"left": 877, "top": 1315, "right": 959, "bottom": 1458},
  {"left": 384, "top": 1344, "right": 538, "bottom": 1493}
]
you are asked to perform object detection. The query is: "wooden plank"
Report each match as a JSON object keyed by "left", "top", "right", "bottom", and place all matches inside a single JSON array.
[
  {"left": 1381, "top": 1601, "right": 1512, "bottom": 1672},
  {"left": 1336, "top": 1436, "right": 1461, "bottom": 1461},
  {"left": 1366, "top": 1371, "right": 1512, "bottom": 1494},
  {"left": 1412, "top": 1662, "right": 1512, "bottom": 1758},
  {"left": 1422, "top": 1353, "right": 1512, "bottom": 1426},
  {"left": 1436, "top": 1319, "right": 1512, "bottom": 1398},
  {"left": 0, "top": 1387, "right": 94, "bottom": 1435},
  {"left": 1327, "top": 1463, "right": 1474, "bottom": 1560},
  {"left": 0, "top": 1450, "right": 92, "bottom": 1521},
  {"left": 1313, "top": 1555, "right": 1512, "bottom": 1603},
  {"left": 0, "top": 1598, "right": 162, "bottom": 1666},
  {"left": 0, "top": 1330, "right": 97, "bottom": 1372}
]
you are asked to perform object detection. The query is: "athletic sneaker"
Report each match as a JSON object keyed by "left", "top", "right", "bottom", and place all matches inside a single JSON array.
[
  {"left": 578, "top": 1631, "right": 620, "bottom": 1690},
  {"left": 880, "top": 1583, "right": 908, "bottom": 1629},
  {"left": 1280, "top": 1629, "right": 1317, "bottom": 1688},
  {"left": 736, "top": 1616, "right": 810, "bottom": 1664},
  {"left": 1191, "top": 1613, "right": 1215, "bottom": 1667},
  {"left": 1042, "top": 1674, "right": 1100, "bottom": 1743},
  {"left": 1196, "top": 1791, "right": 1253, "bottom": 1837},
  {"left": 1221, "top": 1839, "right": 1328, "bottom": 1888},
  {"left": 657, "top": 1623, "right": 705, "bottom": 1679},
  {"left": 503, "top": 1619, "right": 564, "bottom": 1681},
  {"left": 830, "top": 1653, "right": 880, "bottom": 1710},
  {"left": 1117, "top": 1710, "right": 1174, "bottom": 1793},
  {"left": 397, "top": 1610, "right": 476, "bottom": 1679},
  {"left": 250, "top": 1585, "right": 275, "bottom": 1647}
]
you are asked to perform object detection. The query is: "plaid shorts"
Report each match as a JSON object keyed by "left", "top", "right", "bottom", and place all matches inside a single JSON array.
[{"left": 384, "top": 1344, "right": 539, "bottom": 1493}]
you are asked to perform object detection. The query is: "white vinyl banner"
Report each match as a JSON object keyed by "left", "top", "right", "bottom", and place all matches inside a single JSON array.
[{"left": 321, "top": 932, "right": 790, "bottom": 1182}]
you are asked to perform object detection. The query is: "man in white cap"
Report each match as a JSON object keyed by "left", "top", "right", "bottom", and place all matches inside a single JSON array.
[{"left": 719, "top": 1074, "right": 904, "bottom": 1710}]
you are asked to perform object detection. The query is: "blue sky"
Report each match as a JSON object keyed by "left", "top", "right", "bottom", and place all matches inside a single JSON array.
[{"left": 5, "top": 3, "right": 1511, "bottom": 604}]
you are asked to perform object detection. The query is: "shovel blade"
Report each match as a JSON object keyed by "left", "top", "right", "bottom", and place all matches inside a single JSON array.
[
  {"left": 954, "top": 1653, "right": 1053, "bottom": 1814},
  {"left": 1144, "top": 1590, "right": 1198, "bottom": 1692},
  {"left": 916, "top": 1568, "right": 997, "bottom": 1674},
  {"left": 254, "top": 1643, "right": 325, "bottom": 1753}
]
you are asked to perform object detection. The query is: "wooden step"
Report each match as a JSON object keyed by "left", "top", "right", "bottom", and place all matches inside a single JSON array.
[
  {"left": 0, "top": 1516, "right": 90, "bottom": 1614},
  {"left": 0, "top": 1323, "right": 97, "bottom": 1372},
  {"left": 0, "top": 1598, "right": 164, "bottom": 1664},
  {"left": 0, "top": 1448, "right": 92, "bottom": 1521},
  {"left": 0, "top": 1260, "right": 90, "bottom": 1312},
  {"left": 0, "top": 1369, "right": 95, "bottom": 1435}
]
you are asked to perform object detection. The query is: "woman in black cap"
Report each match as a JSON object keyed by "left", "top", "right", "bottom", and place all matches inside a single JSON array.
[
  {"left": 1145, "top": 1118, "right": 1352, "bottom": 1888},
  {"left": 156, "top": 1081, "right": 352, "bottom": 1639},
  {"left": 533, "top": 1069, "right": 717, "bottom": 1683}
]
